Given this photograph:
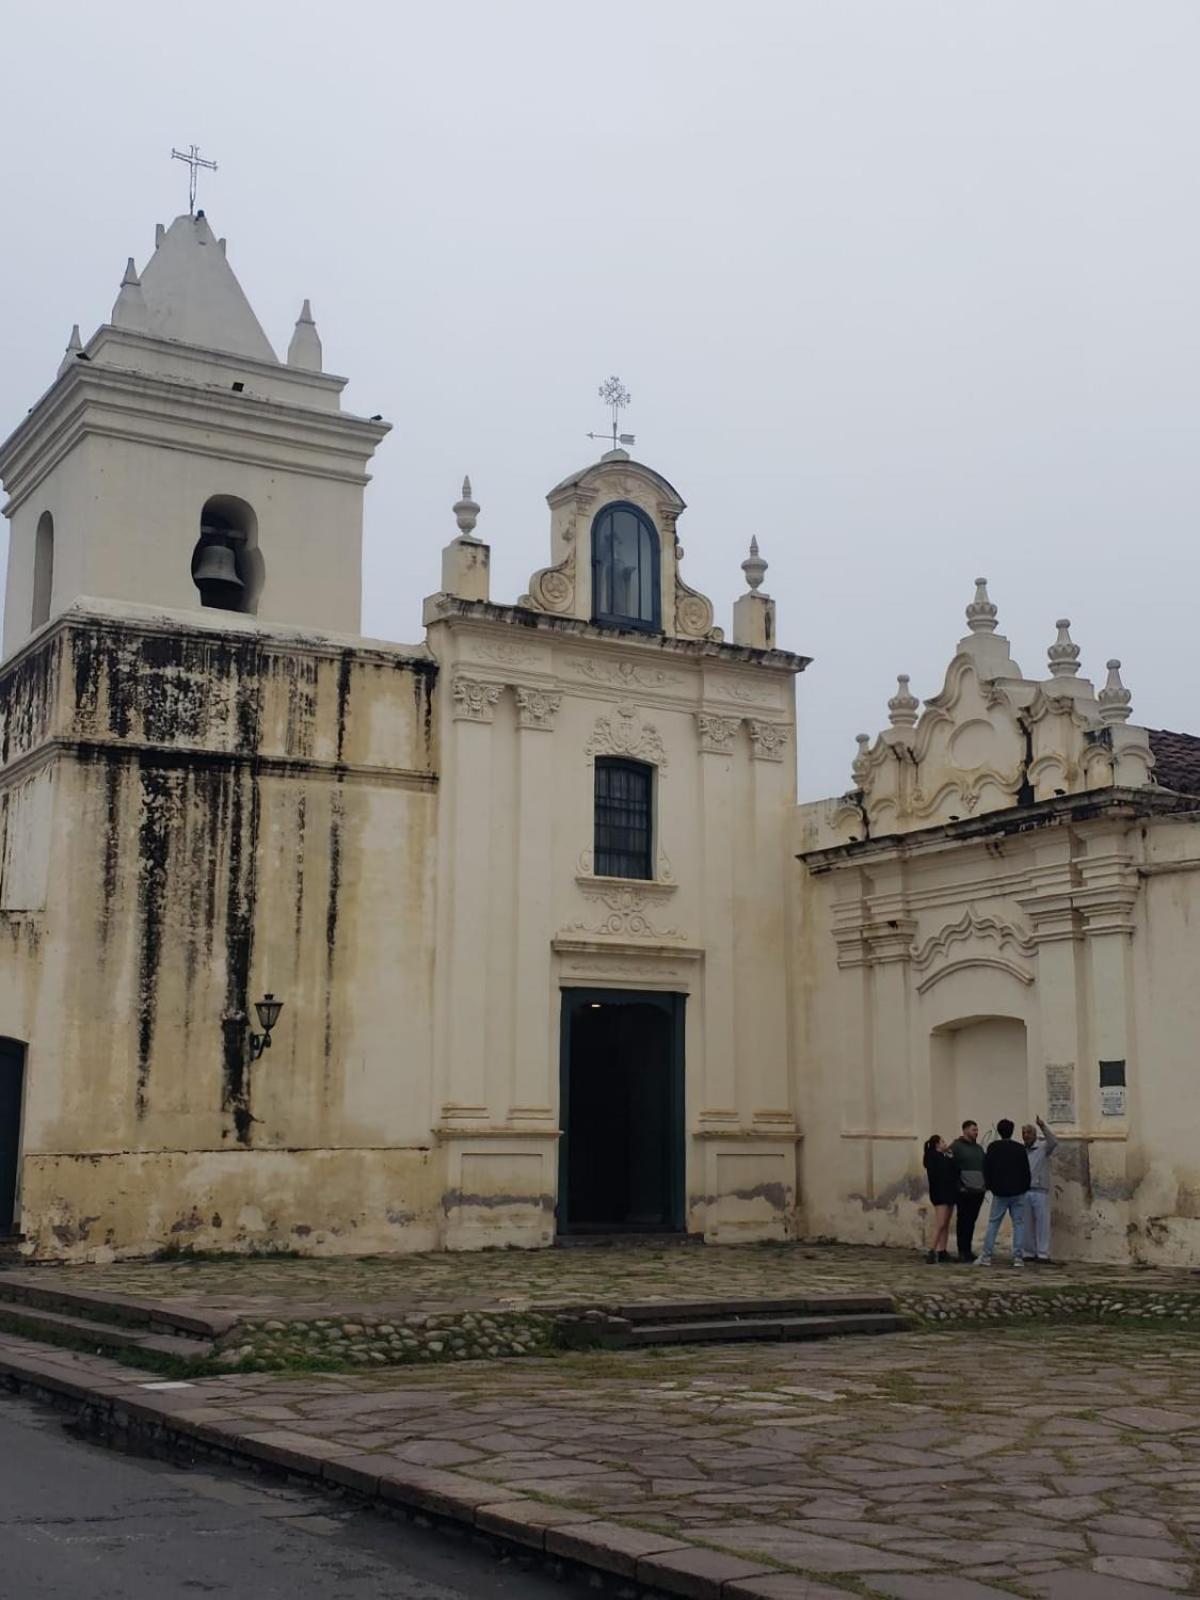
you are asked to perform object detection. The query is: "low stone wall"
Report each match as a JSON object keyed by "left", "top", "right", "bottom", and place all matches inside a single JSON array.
[
  {"left": 898, "top": 1283, "right": 1200, "bottom": 1326},
  {"left": 211, "top": 1285, "right": 1200, "bottom": 1371}
]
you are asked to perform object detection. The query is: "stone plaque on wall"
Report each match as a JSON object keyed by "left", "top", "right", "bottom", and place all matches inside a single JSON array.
[
  {"left": 1045, "top": 1062, "right": 1076, "bottom": 1125},
  {"left": 1099, "top": 1059, "right": 1127, "bottom": 1117}
]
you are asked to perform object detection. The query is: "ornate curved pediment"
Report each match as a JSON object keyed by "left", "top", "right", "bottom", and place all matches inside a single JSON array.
[{"left": 911, "top": 906, "right": 1036, "bottom": 969}]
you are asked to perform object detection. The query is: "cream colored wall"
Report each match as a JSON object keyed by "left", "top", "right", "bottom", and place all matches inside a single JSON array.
[
  {"left": 795, "top": 800, "right": 1200, "bottom": 1265},
  {"left": 0, "top": 603, "right": 440, "bottom": 1259},
  {"left": 425, "top": 605, "right": 802, "bottom": 1249}
]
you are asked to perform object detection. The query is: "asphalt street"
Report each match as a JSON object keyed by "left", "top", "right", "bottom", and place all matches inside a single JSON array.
[{"left": 0, "top": 1391, "right": 598, "bottom": 1599}]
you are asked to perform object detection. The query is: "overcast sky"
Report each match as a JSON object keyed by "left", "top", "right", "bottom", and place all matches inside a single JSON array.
[{"left": 4, "top": 1, "right": 1199, "bottom": 798}]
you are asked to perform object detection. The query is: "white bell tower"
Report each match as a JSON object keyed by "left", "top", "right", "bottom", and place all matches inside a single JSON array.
[{"left": 0, "top": 210, "right": 390, "bottom": 658}]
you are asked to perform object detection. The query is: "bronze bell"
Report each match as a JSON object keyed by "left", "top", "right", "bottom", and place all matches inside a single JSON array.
[{"left": 194, "top": 540, "right": 245, "bottom": 609}]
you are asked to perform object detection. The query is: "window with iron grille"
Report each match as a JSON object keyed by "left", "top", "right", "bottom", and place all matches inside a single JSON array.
[{"left": 594, "top": 758, "right": 653, "bottom": 880}]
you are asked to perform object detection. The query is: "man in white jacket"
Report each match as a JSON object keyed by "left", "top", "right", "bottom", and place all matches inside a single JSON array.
[{"left": 1021, "top": 1115, "right": 1059, "bottom": 1263}]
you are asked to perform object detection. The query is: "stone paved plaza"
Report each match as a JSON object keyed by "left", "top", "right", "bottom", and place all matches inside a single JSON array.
[
  {"left": 12, "top": 1323, "right": 1200, "bottom": 1598},
  {"left": 17, "top": 1241, "right": 1198, "bottom": 1320}
]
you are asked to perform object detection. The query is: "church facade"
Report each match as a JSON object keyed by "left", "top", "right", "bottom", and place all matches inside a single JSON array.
[{"left": 2, "top": 210, "right": 1198, "bottom": 1265}]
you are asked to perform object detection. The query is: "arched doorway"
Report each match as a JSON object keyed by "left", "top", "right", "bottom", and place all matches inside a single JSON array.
[
  {"left": 930, "top": 1016, "right": 1028, "bottom": 1143},
  {"left": 0, "top": 1039, "right": 26, "bottom": 1234}
]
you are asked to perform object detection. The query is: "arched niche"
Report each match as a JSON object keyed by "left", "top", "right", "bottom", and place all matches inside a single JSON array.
[
  {"left": 929, "top": 1014, "right": 1029, "bottom": 1146},
  {"left": 31, "top": 511, "right": 54, "bottom": 628},
  {"left": 191, "top": 494, "right": 263, "bottom": 614}
]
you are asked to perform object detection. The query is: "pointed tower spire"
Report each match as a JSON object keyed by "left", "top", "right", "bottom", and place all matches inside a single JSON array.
[
  {"left": 286, "top": 298, "right": 323, "bottom": 372},
  {"left": 57, "top": 324, "right": 82, "bottom": 377},
  {"left": 1047, "top": 618, "right": 1081, "bottom": 678},
  {"left": 111, "top": 256, "right": 149, "bottom": 332},
  {"left": 1098, "top": 658, "right": 1133, "bottom": 723}
]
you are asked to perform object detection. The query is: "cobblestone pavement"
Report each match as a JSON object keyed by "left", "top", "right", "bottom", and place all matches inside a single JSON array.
[
  {"left": 11, "top": 1241, "right": 1199, "bottom": 1321},
  {"left": 44, "top": 1324, "right": 1200, "bottom": 1598}
]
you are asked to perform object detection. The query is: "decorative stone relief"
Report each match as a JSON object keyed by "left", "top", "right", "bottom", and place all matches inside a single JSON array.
[
  {"left": 576, "top": 847, "right": 675, "bottom": 883},
  {"left": 747, "top": 719, "right": 790, "bottom": 762},
  {"left": 566, "top": 883, "right": 686, "bottom": 941},
  {"left": 910, "top": 906, "right": 1036, "bottom": 969},
  {"left": 585, "top": 702, "right": 668, "bottom": 771},
  {"left": 697, "top": 713, "right": 740, "bottom": 755},
  {"left": 568, "top": 657, "right": 682, "bottom": 690},
  {"left": 513, "top": 686, "right": 562, "bottom": 730},
  {"left": 520, "top": 517, "right": 577, "bottom": 613},
  {"left": 722, "top": 673, "right": 782, "bottom": 707},
  {"left": 471, "top": 639, "right": 541, "bottom": 667},
  {"left": 674, "top": 572, "right": 716, "bottom": 638},
  {"left": 452, "top": 677, "right": 502, "bottom": 723}
]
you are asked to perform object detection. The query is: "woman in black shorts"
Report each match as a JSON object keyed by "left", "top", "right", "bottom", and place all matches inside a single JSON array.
[{"left": 922, "top": 1134, "right": 958, "bottom": 1263}]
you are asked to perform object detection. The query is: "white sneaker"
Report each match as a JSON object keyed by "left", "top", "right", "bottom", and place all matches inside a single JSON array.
[
  {"left": 975, "top": 1256, "right": 991, "bottom": 1266},
  {"left": 1012, "top": 1258, "right": 1024, "bottom": 1268}
]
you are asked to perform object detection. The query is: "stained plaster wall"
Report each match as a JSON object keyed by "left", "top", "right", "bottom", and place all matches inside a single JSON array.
[
  {"left": 794, "top": 800, "right": 1200, "bottom": 1265},
  {"left": 0, "top": 600, "right": 439, "bottom": 1259}
]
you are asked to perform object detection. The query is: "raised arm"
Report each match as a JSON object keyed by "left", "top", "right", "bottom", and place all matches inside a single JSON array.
[{"left": 1036, "top": 1115, "right": 1059, "bottom": 1153}]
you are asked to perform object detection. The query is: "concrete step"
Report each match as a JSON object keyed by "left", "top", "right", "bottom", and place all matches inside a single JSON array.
[
  {"left": 622, "top": 1311, "right": 908, "bottom": 1347},
  {"left": 0, "top": 1273, "right": 236, "bottom": 1339},
  {"left": 0, "top": 1301, "right": 214, "bottom": 1365},
  {"left": 616, "top": 1293, "right": 895, "bottom": 1322}
]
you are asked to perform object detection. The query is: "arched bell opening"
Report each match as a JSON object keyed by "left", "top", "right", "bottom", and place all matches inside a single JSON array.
[
  {"left": 191, "top": 495, "right": 262, "bottom": 614},
  {"left": 32, "top": 511, "right": 54, "bottom": 629}
]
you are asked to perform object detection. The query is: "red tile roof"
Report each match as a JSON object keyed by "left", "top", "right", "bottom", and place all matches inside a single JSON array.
[{"left": 1148, "top": 728, "right": 1200, "bottom": 796}]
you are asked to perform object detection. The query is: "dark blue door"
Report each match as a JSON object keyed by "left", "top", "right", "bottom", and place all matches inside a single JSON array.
[{"left": 0, "top": 1040, "right": 24, "bottom": 1234}]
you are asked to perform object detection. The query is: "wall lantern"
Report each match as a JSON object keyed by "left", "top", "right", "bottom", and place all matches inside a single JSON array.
[{"left": 248, "top": 993, "right": 284, "bottom": 1061}]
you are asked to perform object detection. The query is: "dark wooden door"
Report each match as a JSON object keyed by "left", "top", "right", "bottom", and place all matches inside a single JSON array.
[{"left": 0, "top": 1040, "right": 25, "bottom": 1234}]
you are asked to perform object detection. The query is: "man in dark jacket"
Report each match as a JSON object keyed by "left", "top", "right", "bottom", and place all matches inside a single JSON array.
[
  {"left": 976, "top": 1119, "right": 1031, "bottom": 1267},
  {"left": 950, "top": 1119, "right": 986, "bottom": 1262}
]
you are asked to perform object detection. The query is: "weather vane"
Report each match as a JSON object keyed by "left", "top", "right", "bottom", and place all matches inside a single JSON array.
[
  {"left": 587, "top": 376, "right": 635, "bottom": 453},
  {"left": 171, "top": 143, "right": 218, "bottom": 215}
]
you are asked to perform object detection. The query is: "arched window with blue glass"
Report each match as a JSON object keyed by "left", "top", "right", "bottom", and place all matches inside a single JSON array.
[{"left": 590, "top": 501, "right": 660, "bottom": 631}]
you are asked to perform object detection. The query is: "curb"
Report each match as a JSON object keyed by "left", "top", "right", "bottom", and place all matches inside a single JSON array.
[{"left": 0, "top": 1334, "right": 817, "bottom": 1600}]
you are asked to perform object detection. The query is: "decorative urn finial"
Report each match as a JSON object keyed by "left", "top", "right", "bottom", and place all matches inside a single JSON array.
[
  {"left": 1098, "top": 658, "right": 1133, "bottom": 723},
  {"left": 852, "top": 732, "right": 872, "bottom": 786},
  {"left": 887, "top": 673, "right": 920, "bottom": 729},
  {"left": 966, "top": 577, "right": 998, "bottom": 634},
  {"left": 741, "top": 536, "right": 767, "bottom": 592},
  {"left": 453, "top": 476, "right": 481, "bottom": 541},
  {"left": 1047, "top": 618, "right": 1081, "bottom": 678}
]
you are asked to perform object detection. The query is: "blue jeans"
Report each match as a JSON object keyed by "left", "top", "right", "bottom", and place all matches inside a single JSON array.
[{"left": 981, "top": 1193, "right": 1027, "bottom": 1261}]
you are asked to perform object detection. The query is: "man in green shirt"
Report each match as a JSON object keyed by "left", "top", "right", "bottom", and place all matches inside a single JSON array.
[{"left": 951, "top": 1119, "right": 987, "bottom": 1262}]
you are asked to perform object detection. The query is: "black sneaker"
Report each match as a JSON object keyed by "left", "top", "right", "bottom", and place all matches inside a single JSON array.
[
  {"left": 957, "top": 1252, "right": 976, "bottom": 1263},
  {"left": 937, "top": 1251, "right": 952, "bottom": 1263},
  {"left": 924, "top": 1250, "right": 938, "bottom": 1263}
]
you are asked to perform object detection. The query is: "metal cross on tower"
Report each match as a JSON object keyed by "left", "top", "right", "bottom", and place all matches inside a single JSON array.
[
  {"left": 171, "top": 143, "right": 218, "bottom": 215},
  {"left": 587, "top": 376, "right": 635, "bottom": 453}
]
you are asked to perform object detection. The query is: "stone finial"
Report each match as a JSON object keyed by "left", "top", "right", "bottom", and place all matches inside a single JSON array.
[
  {"left": 966, "top": 577, "right": 998, "bottom": 634},
  {"left": 887, "top": 673, "right": 920, "bottom": 729},
  {"left": 1047, "top": 618, "right": 1081, "bottom": 678},
  {"left": 453, "top": 476, "right": 481, "bottom": 541},
  {"left": 57, "top": 324, "right": 82, "bottom": 377},
  {"left": 1098, "top": 658, "right": 1133, "bottom": 723},
  {"left": 852, "top": 732, "right": 872, "bottom": 787},
  {"left": 741, "top": 536, "right": 767, "bottom": 592},
  {"left": 286, "top": 298, "right": 323, "bottom": 372},
  {"left": 111, "top": 256, "right": 149, "bottom": 331},
  {"left": 155, "top": 222, "right": 166, "bottom": 248}
]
